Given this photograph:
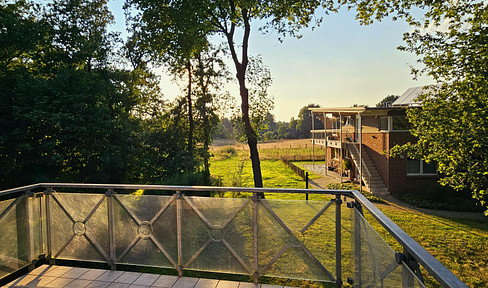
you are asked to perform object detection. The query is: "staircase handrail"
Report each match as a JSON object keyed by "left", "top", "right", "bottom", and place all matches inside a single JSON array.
[{"left": 345, "top": 131, "right": 371, "bottom": 189}]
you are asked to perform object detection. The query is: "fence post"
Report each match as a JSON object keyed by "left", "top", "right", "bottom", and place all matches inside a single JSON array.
[{"left": 305, "top": 172, "right": 309, "bottom": 201}]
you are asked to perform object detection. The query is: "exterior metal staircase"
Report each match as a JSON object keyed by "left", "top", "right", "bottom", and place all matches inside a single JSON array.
[{"left": 347, "top": 142, "right": 390, "bottom": 196}]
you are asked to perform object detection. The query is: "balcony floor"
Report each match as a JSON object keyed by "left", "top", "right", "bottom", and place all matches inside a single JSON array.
[{"left": 3, "top": 265, "right": 295, "bottom": 288}]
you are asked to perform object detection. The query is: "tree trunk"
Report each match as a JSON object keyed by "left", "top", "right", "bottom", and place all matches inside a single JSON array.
[
  {"left": 224, "top": 8, "right": 264, "bottom": 198},
  {"left": 237, "top": 64, "right": 264, "bottom": 198},
  {"left": 187, "top": 60, "right": 194, "bottom": 167},
  {"left": 197, "top": 55, "right": 210, "bottom": 176}
]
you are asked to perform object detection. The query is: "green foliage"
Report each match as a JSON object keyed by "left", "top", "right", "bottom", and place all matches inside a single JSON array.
[
  {"left": 0, "top": 0, "right": 206, "bottom": 189},
  {"left": 230, "top": 56, "right": 274, "bottom": 142},
  {"left": 396, "top": 185, "right": 486, "bottom": 212},
  {"left": 218, "top": 147, "right": 237, "bottom": 159},
  {"left": 125, "top": 0, "right": 339, "bottom": 189},
  {"left": 297, "top": 104, "right": 323, "bottom": 138}
]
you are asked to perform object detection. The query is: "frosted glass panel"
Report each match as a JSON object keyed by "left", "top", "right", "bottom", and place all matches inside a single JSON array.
[
  {"left": 181, "top": 197, "right": 252, "bottom": 274},
  {"left": 258, "top": 199, "right": 337, "bottom": 282},
  {"left": 0, "top": 197, "right": 29, "bottom": 278},
  {"left": 30, "top": 196, "right": 43, "bottom": 258},
  {"left": 353, "top": 209, "right": 425, "bottom": 287},
  {"left": 114, "top": 195, "right": 176, "bottom": 268},
  {"left": 49, "top": 193, "right": 108, "bottom": 262}
]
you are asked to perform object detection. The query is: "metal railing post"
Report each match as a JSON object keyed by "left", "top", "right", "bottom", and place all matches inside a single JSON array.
[
  {"left": 354, "top": 201, "right": 363, "bottom": 287},
  {"left": 335, "top": 195, "right": 343, "bottom": 288},
  {"left": 175, "top": 191, "right": 183, "bottom": 277},
  {"left": 252, "top": 194, "right": 259, "bottom": 284},
  {"left": 106, "top": 189, "right": 116, "bottom": 270},
  {"left": 20, "top": 190, "right": 34, "bottom": 271},
  {"left": 44, "top": 188, "right": 54, "bottom": 265}
]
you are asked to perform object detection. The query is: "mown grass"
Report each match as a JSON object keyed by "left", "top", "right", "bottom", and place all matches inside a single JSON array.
[{"left": 208, "top": 144, "right": 488, "bottom": 288}]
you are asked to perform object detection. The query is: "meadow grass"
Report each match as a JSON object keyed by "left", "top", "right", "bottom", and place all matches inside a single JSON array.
[{"left": 209, "top": 142, "right": 488, "bottom": 287}]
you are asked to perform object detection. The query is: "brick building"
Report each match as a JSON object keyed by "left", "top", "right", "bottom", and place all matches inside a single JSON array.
[{"left": 309, "top": 87, "right": 439, "bottom": 196}]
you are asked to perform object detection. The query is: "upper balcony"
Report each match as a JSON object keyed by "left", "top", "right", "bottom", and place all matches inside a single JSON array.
[{"left": 0, "top": 184, "right": 467, "bottom": 288}]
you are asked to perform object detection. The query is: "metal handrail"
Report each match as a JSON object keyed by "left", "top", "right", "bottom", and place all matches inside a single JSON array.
[
  {"left": 0, "top": 183, "right": 353, "bottom": 197},
  {"left": 0, "top": 183, "right": 468, "bottom": 288},
  {"left": 344, "top": 131, "right": 372, "bottom": 190}
]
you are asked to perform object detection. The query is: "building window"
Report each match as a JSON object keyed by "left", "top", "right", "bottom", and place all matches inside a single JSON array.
[
  {"left": 379, "top": 117, "right": 389, "bottom": 131},
  {"left": 331, "top": 148, "right": 341, "bottom": 159},
  {"left": 343, "top": 148, "right": 350, "bottom": 159},
  {"left": 392, "top": 116, "right": 410, "bottom": 131},
  {"left": 379, "top": 116, "right": 410, "bottom": 131},
  {"left": 407, "top": 158, "right": 437, "bottom": 175}
]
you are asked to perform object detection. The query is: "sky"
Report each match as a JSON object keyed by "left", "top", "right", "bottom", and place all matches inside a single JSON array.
[{"left": 107, "top": 1, "right": 434, "bottom": 122}]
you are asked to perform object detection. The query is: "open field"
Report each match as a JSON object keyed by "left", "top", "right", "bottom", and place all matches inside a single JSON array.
[
  {"left": 211, "top": 139, "right": 325, "bottom": 160},
  {"left": 209, "top": 141, "right": 488, "bottom": 287}
]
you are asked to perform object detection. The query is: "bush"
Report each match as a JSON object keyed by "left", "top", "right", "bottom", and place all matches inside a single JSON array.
[
  {"left": 396, "top": 185, "right": 484, "bottom": 212},
  {"left": 162, "top": 171, "right": 213, "bottom": 196},
  {"left": 218, "top": 147, "right": 237, "bottom": 159}
]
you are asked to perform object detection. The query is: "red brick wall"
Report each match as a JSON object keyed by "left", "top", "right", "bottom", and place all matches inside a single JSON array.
[
  {"left": 359, "top": 117, "right": 439, "bottom": 194},
  {"left": 387, "top": 132, "right": 440, "bottom": 194}
]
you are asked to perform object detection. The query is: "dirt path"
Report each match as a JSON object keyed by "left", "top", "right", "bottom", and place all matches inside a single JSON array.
[{"left": 302, "top": 164, "right": 342, "bottom": 189}]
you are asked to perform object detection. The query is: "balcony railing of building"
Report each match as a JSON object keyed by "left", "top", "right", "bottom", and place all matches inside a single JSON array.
[{"left": 0, "top": 183, "right": 467, "bottom": 288}]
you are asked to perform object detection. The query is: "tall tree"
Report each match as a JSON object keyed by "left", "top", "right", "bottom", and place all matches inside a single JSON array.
[
  {"left": 193, "top": 46, "right": 229, "bottom": 175},
  {"left": 297, "top": 104, "right": 323, "bottom": 138},
  {"left": 350, "top": 0, "right": 488, "bottom": 212},
  {"left": 125, "top": 1, "right": 211, "bottom": 167},
  {"left": 127, "top": 0, "right": 337, "bottom": 195},
  {"left": 0, "top": 0, "right": 166, "bottom": 188},
  {"left": 376, "top": 95, "right": 399, "bottom": 107}
]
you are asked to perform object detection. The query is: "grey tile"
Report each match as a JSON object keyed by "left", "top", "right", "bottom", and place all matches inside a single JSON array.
[
  {"left": 4, "top": 274, "right": 38, "bottom": 287},
  {"left": 21, "top": 275, "right": 57, "bottom": 287},
  {"left": 171, "top": 277, "right": 199, "bottom": 288},
  {"left": 260, "top": 285, "right": 282, "bottom": 288},
  {"left": 96, "top": 271, "right": 125, "bottom": 282},
  {"left": 85, "top": 280, "right": 111, "bottom": 288},
  {"left": 128, "top": 285, "right": 150, "bottom": 288},
  {"left": 29, "top": 265, "right": 54, "bottom": 276},
  {"left": 114, "top": 272, "right": 142, "bottom": 284},
  {"left": 65, "top": 279, "right": 94, "bottom": 288},
  {"left": 80, "top": 269, "right": 108, "bottom": 280},
  {"left": 61, "top": 267, "right": 91, "bottom": 279},
  {"left": 216, "top": 280, "right": 239, "bottom": 288},
  {"left": 44, "top": 277, "right": 75, "bottom": 287},
  {"left": 151, "top": 275, "right": 179, "bottom": 288},
  {"left": 238, "top": 283, "right": 261, "bottom": 288},
  {"left": 194, "top": 278, "right": 219, "bottom": 288},
  {"left": 107, "top": 283, "right": 130, "bottom": 288},
  {"left": 132, "top": 274, "right": 159, "bottom": 286},
  {"left": 44, "top": 265, "right": 73, "bottom": 277}
]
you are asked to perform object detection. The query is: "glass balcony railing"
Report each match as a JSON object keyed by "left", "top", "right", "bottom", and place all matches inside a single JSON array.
[{"left": 0, "top": 184, "right": 467, "bottom": 288}]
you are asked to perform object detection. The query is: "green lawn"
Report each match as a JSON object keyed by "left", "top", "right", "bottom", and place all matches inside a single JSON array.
[{"left": 209, "top": 148, "right": 488, "bottom": 288}]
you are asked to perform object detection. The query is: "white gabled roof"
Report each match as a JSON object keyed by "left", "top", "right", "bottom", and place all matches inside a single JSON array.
[{"left": 393, "top": 85, "right": 437, "bottom": 107}]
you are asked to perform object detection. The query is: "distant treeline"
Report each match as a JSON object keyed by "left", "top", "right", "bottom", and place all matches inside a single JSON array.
[{"left": 214, "top": 104, "right": 324, "bottom": 141}]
